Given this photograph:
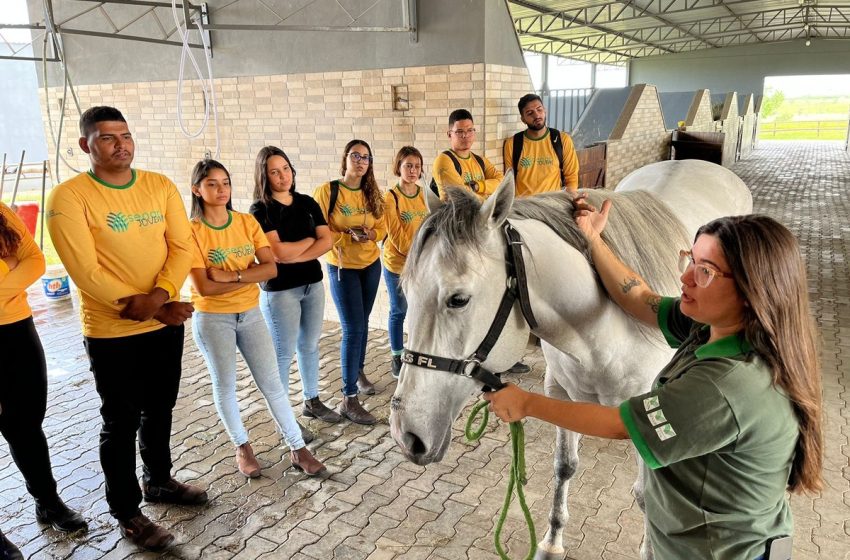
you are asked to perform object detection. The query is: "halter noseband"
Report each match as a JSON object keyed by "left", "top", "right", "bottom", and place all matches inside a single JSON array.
[{"left": 401, "top": 222, "right": 539, "bottom": 392}]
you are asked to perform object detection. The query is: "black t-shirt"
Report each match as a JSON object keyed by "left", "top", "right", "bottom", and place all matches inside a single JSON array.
[{"left": 249, "top": 193, "right": 326, "bottom": 291}]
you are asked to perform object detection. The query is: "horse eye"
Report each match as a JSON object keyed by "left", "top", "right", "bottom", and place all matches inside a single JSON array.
[{"left": 447, "top": 294, "right": 470, "bottom": 309}]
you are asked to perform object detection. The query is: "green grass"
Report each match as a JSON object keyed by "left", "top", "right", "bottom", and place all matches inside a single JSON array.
[
  {"left": 1, "top": 191, "right": 61, "bottom": 265},
  {"left": 758, "top": 120, "right": 848, "bottom": 141}
]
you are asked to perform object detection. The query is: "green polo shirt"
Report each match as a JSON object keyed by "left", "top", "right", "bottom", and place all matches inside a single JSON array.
[{"left": 619, "top": 297, "right": 797, "bottom": 559}]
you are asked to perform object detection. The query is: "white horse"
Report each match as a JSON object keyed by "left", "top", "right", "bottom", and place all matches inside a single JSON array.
[{"left": 389, "top": 159, "right": 752, "bottom": 560}]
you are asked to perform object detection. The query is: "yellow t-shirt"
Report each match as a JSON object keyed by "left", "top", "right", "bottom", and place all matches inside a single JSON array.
[
  {"left": 431, "top": 151, "right": 504, "bottom": 201},
  {"left": 503, "top": 129, "right": 580, "bottom": 196},
  {"left": 313, "top": 181, "right": 386, "bottom": 270},
  {"left": 46, "top": 169, "right": 193, "bottom": 338},
  {"left": 382, "top": 185, "right": 429, "bottom": 274},
  {"left": 0, "top": 202, "right": 46, "bottom": 325},
  {"left": 189, "top": 211, "right": 269, "bottom": 314}
]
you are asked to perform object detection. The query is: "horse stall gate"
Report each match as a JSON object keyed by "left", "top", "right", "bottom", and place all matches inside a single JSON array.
[
  {"left": 571, "top": 84, "right": 670, "bottom": 189},
  {"left": 738, "top": 94, "right": 757, "bottom": 160},
  {"left": 711, "top": 92, "right": 741, "bottom": 167},
  {"left": 576, "top": 143, "right": 606, "bottom": 188},
  {"left": 670, "top": 130, "right": 724, "bottom": 164}
]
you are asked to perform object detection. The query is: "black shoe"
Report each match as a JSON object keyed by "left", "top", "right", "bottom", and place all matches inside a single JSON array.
[
  {"left": 505, "top": 361, "right": 531, "bottom": 374},
  {"left": 0, "top": 528, "right": 24, "bottom": 560},
  {"left": 297, "top": 421, "right": 315, "bottom": 444},
  {"left": 391, "top": 355, "right": 402, "bottom": 379},
  {"left": 303, "top": 397, "right": 342, "bottom": 424},
  {"left": 35, "top": 500, "right": 88, "bottom": 534},
  {"left": 143, "top": 478, "right": 208, "bottom": 505}
]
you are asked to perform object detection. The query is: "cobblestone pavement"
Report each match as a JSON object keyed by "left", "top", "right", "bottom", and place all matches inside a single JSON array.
[{"left": 1, "top": 141, "right": 848, "bottom": 559}]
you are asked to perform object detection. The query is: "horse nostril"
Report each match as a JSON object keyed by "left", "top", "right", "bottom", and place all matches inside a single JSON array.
[{"left": 402, "top": 431, "right": 427, "bottom": 457}]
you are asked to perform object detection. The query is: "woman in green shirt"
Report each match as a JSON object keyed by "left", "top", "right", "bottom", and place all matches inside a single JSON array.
[{"left": 485, "top": 197, "right": 823, "bottom": 559}]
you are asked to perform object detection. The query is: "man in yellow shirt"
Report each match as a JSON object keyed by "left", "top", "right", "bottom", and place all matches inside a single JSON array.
[
  {"left": 430, "top": 109, "right": 503, "bottom": 200},
  {"left": 503, "top": 93, "right": 580, "bottom": 196},
  {"left": 46, "top": 106, "right": 206, "bottom": 552}
]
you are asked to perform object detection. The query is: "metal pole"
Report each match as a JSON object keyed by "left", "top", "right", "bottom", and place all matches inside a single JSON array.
[
  {"left": 0, "top": 153, "right": 6, "bottom": 200},
  {"left": 39, "top": 160, "right": 48, "bottom": 250},
  {"left": 10, "top": 150, "right": 25, "bottom": 208}
]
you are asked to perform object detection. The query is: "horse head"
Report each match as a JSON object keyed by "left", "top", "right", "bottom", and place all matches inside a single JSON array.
[{"left": 390, "top": 175, "right": 531, "bottom": 465}]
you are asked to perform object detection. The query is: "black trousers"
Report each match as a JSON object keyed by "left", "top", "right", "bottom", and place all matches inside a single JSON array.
[
  {"left": 84, "top": 325, "right": 184, "bottom": 521},
  {"left": 0, "top": 317, "right": 60, "bottom": 507}
]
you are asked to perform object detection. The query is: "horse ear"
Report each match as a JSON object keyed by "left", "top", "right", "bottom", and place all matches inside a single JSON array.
[
  {"left": 479, "top": 173, "right": 515, "bottom": 229},
  {"left": 424, "top": 178, "right": 443, "bottom": 213}
]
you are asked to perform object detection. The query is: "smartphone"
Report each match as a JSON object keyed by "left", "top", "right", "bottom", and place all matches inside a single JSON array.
[
  {"left": 349, "top": 226, "right": 368, "bottom": 242},
  {"left": 765, "top": 536, "right": 792, "bottom": 560}
]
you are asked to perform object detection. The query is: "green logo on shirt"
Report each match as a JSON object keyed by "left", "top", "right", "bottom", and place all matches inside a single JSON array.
[
  {"left": 208, "top": 248, "right": 228, "bottom": 265},
  {"left": 106, "top": 212, "right": 130, "bottom": 232},
  {"left": 400, "top": 210, "right": 428, "bottom": 224},
  {"left": 105, "top": 210, "right": 164, "bottom": 232},
  {"left": 339, "top": 204, "right": 366, "bottom": 217},
  {"left": 519, "top": 157, "right": 533, "bottom": 169}
]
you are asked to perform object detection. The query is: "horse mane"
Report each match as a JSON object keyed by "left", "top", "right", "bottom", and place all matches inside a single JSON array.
[{"left": 404, "top": 186, "right": 689, "bottom": 298}]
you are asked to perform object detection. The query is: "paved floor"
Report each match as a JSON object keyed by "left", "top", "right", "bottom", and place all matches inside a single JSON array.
[{"left": 1, "top": 141, "right": 848, "bottom": 559}]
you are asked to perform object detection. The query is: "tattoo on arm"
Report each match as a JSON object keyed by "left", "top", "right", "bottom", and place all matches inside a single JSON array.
[
  {"left": 621, "top": 277, "right": 641, "bottom": 294},
  {"left": 645, "top": 295, "right": 662, "bottom": 314}
]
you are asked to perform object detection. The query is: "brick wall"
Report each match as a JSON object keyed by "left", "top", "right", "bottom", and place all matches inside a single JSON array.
[
  {"left": 605, "top": 84, "right": 671, "bottom": 189},
  {"left": 685, "top": 89, "right": 714, "bottom": 131},
  {"left": 39, "top": 62, "right": 533, "bottom": 328}
]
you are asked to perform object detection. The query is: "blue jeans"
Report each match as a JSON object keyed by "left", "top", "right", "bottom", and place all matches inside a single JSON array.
[
  {"left": 327, "top": 259, "right": 381, "bottom": 396},
  {"left": 192, "top": 307, "right": 304, "bottom": 449},
  {"left": 382, "top": 267, "right": 407, "bottom": 353},
  {"left": 260, "top": 281, "right": 325, "bottom": 401}
]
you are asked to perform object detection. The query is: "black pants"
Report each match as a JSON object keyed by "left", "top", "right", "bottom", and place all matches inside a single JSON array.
[
  {"left": 0, "top": 317, "right": 60, "bottom": 507},
  {"left": 84, "top": 325, "right": 184, "bottom": 521}
]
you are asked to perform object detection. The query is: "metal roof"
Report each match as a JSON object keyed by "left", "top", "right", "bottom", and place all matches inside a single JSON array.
[{"left": 508, "top": 0, "right": 850, "bottom": 65}]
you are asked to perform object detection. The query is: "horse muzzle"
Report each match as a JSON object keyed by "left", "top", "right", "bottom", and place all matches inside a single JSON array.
[{"left": 390, "top": 404, "right": 451, "bottom": 466}]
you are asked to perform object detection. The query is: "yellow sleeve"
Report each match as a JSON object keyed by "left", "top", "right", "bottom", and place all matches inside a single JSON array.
[
  {"left": 432, "top": 153, "right": 465, "bottom": 201},
  {"left": 372, "top": 207, "right": 387, "bottom": 243},
  {"left": 313, "top": 182, "right": 346, "bottom": 253},
  {"left": 248, "top": 214, "right": 271, "bottom": 252},
  {"left": 561, "top": 132, "right": 580, "bottom": 191},
  {"left": 477, "top": 156, "right": 505, "bottom": 198},
  {"left": 383, "top": 191, "right": 408, "bottom": 257},
  {"left": 154, "top": 181, "right": 194, "bottom": 298},
  {"left": 0, "top": 204, "right": 46, "bottom": 300},
  {"left": 503, "top": 138, "right": 514, "bottom": 173},
  {"left": 190, "top": 225, "right": 206, "bottom": 269},
  {"left": 46, "top": 187, "right": 141, "bottom": 306}
]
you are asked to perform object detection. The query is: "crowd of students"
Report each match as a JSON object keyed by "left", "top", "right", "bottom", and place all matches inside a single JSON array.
[{"left": 0, "top": 94, "right": 573, "bottom": 556}]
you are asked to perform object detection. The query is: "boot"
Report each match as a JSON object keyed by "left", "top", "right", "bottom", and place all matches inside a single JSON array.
[
  {"left": 298, "top": 421, "right": 315, "bottom": 444},
  {"left": 357, "top": 369, "right": 376, "bottom": 395},
  {"left": 303, "top": 396, "right": 342, "bottom": 424},
  {"left": 338, "top": 395, "right": 377, "bottom": 425},
  {"left": 236, "top": 443, "right": 261, "bottom": 478},
  {"left": 35, "top": 499, "right": 88, "bottom": 533},
  {"left": 505, "top": 361, "right": 531, "bottom": 374},
  {"left": 391, "top": 355, "right": 402, "bottom": 379},
  {"left": 143, "top": 478, "right": 208, "bottom": 505},
  {"left": 118, "top": 514, "right": 175, "bottom": 552},
  {"left": 290, "top": 447, "right": 327, "bottom": 477},
  {"left": 0, "top": 528, "right": 23, "bottom": 560}
]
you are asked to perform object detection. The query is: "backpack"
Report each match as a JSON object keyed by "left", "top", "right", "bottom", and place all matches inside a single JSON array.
[
  {"left": 428, "top": 150, "right": 486, "bottom": 196},
  {"left": 509, "top": 127, "right": 565, "bottom": 189},
  {"left": 327, "top": 180, "right": 340, "bottom": 219}
]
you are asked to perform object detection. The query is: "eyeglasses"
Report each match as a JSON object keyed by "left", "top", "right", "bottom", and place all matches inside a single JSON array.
[
  {"left": 348, "top": 153, "right": 373, "bottom": 163},
  {"left": 678, "top": 250, "right": 733, "bottom": 288},
  {"left": 450, "top": 128, "right": 476, "bottom": 137}
]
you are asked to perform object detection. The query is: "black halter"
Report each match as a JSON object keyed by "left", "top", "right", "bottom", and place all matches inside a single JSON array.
[{"left": 401, "top": 222, "right": 539, "bottom": 392}]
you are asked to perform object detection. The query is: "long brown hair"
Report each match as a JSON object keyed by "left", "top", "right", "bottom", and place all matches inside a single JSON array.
[
  {"left": 189, "top": 159, "right": 233, "bottom": 220},
  {"left": 341, "top": 139, "right": 383, "bottom": 218},
  {"left": 0, "top": 206, "right": 22, "bottom": 258},
  {"left": 254, "top": 146, "right": 296, "bottom": 205},
  {"left": 698, "top": 215, "right": 823, "bottom": 494}
]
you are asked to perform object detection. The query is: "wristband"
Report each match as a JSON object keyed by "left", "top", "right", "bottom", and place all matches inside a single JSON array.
[{"left": 235, "top": 270, "right": 242, "bottom": 283}]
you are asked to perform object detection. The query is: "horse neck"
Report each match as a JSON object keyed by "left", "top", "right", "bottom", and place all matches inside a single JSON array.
[{"left": 517, "top": 220, "right": 648, "bottom": 364}]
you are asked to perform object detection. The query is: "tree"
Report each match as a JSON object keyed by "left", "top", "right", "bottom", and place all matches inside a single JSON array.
[{"left": 760, "top": 87, "right": 786, "bottom": 120}]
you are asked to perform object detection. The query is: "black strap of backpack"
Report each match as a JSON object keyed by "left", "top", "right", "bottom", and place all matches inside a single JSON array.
[
  {"left": 549, "top": 127, "right": 566, "bottom": 189},
  {"left": 327, "top": 180, "right": 340, "bottom": 219},
  {"left": 510, "top": 132, "right": 523, "bottom": 178},
  {"left": 389, "top": 189, "right": 399, "bottom": 210}
]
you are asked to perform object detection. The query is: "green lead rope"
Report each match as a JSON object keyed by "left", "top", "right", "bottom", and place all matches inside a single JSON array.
[{"left": 465, "top": 400, "right": 537, "bottom": 560}]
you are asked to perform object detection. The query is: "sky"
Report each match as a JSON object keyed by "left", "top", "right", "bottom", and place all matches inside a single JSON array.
[
  {"left": 765, "top": 75, "right": 850, "bottom": 98},
  {"left": 1, "top": 0, "right": 32, "bottom": 44}
]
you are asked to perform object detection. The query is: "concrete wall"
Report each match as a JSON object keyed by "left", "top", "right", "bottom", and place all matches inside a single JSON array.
[
  {"left": 34, "top": 0, "right": 522, "bottom": 87},
  {"left": 739, "top": 94, "right": 756, "bottom": 160},
  {"left": 606, "top": 84, "right": 670, "bottom": 188},
  {"left": 629, "top": 39, "right": 850, "bottom": 97},
  {"left": 0, "top": 44, "right": 48, "bottom": 163},
  {"left": 716, "top": 92, "right": 739, "bottom": 167}
]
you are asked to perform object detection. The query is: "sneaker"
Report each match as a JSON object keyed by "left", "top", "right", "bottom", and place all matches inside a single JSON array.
[
  {"left": 236, "top": 443, "right": 261, "bottom": 478},
  {"left": 338, "top": 395, "right": 377, "bottom": 425},
  {"left": 35, "top": 499, "right": 88, "bottom": 533},
  {"left": 290, "top": 447, "right": 327, "bottom": 477},
  {"left": 302, "top": 397, "right": 342, "bottom": 424},
  {"left": 505, "top": 361, "right": 531, "bottom": 374},
  {"left": 143, "top": 478, "right": 208, "bottom": 505},
  {"left": 298, "top": 421, "right": 315, "bottom": 444},
  {"left": 0, "top": 528, "right": 24, "bottom": 560},
  {"left": 391, "top": 355, "right": 402, "bottom": 379},
  {"left": 357, "top": 369, "right": 376, "bottom": 395},
  {"left": 118, "top": 514, "right": 175, "bottom": 552}
]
